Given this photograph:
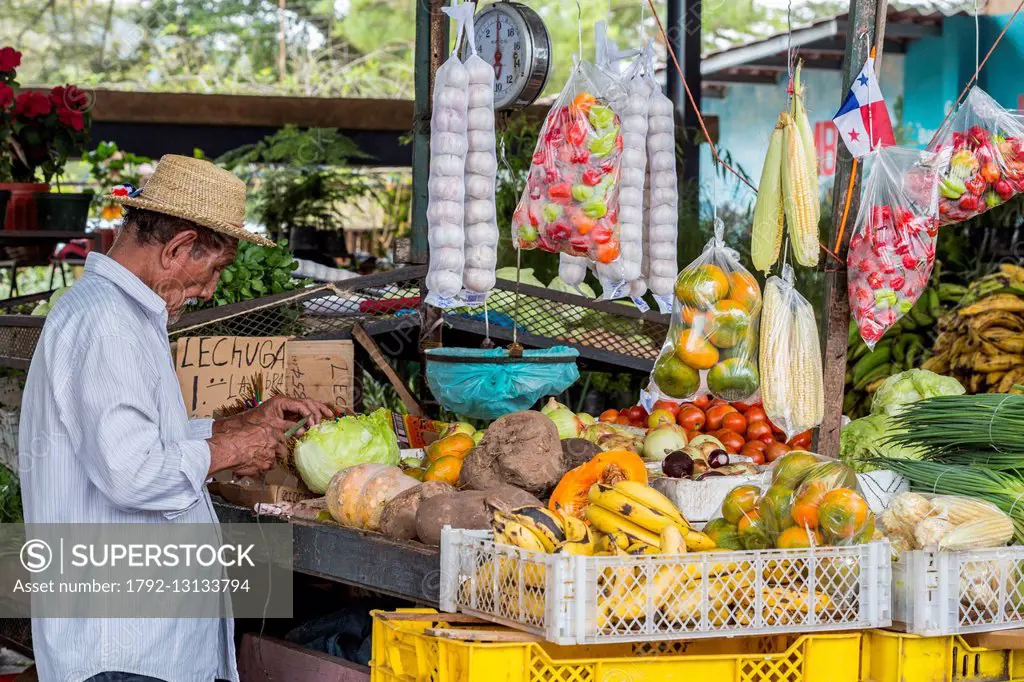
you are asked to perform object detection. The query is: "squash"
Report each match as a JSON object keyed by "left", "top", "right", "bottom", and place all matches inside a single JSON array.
[
  {"left": 326, "top": 463, "right": 420, "bottom": 531},
  {"left": 548, "top": 450, "right": 648, "bottom": 519}
]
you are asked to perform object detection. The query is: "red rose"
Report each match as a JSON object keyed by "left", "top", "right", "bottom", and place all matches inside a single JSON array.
[
  {"left": 13, "top": 91, "right": 51, "bottom": 118},
  {"left": 56, "top": 107, "right": 84, "bottom": 132},
  {"left": 0, "top": 47, "right": 21, "bottom": 73},
  {"left": 0, "top": 84, "right": 13, "bottom": 110}
]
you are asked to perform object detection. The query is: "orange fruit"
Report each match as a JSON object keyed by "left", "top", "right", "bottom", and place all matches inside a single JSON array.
[
  {"left": 776, "top": 526, "right": 822, "bottom": 549},
  {"left": 674, "top": 264, "right": 730, "bottom": 310},
  {"left": 728, "top": 271, "right": 762, "bottom": 311},
  {"left": 674, "top": 329, "right": 719, "bottom": 370},
  {"left": 426, "top": 433, "right": 475, "bottom": 464},
  {"left": 790, "top": 487, "right": 827, "bottom": 530},
  {"left": 652, "top": 354, "right": 700, "bottom": 399},
  {"left": 722, "top": 484, "right": 760, "bottom": 524},
  {"left": 680, "top": 305, "right": 700, "bottom": 326},
  {"left": 423, "top": 456, "right": 463, "bottom": 485},
  {"left": 736, "top": 508, "right": 760, "bottom": 534},
  {"left": 818, "top": 488, "right": 870, "bottom": 539},
  {"left": 705, "top": 300, "right": 752, "bottom": 348}
]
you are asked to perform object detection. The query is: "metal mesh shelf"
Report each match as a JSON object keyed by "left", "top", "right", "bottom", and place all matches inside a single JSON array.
[{"left": 0, "top": 265, "right": 669, "bottom": 374}]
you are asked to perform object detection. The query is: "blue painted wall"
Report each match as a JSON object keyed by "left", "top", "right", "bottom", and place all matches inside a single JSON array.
[{"left": 703, "top": 13, "right": 1024, "bottom": 210}]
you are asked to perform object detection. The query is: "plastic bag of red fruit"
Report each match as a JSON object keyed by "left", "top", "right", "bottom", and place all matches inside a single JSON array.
[
  {"left": 511, "top": 59, "right": 625, "bottom": 264},
  {"left": 927, "top": 87, "right": 1024, "bottom": 226},
  {"left": 601, "top": 398, "right": 812, "bottom": 466},
  {"left": 847, "top": 146, "right": 942, "bottom": 347}
]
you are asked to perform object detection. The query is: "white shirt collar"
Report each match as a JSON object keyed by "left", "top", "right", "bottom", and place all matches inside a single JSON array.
[{"left": 84, "top": 251, "right": 168, "bottom": 317}]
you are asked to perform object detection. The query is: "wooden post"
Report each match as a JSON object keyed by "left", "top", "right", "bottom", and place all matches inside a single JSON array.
[
  {"left": 817, "top": 0, "right": 888, "bottom": 458},
  {"left": 413, "top": 0, "right": 450, "bottom": 413}
]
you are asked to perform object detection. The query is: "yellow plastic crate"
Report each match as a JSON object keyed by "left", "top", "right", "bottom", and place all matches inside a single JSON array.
[
  {"left": 371, "top": 609, "right": 863, "bottom": 682},
  {"left": 861, "top": 630, "right": 1024, "bottom": 682}
]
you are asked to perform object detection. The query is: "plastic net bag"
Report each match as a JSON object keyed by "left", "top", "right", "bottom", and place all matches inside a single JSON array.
[
  {"left": 929, "top": 87, "right": 1024, "bottom": 226},
  {"left": 512, "top": 59, "right": 624, "bottom": 264},
  {"left": 707, "top": 452, "right": 876, "bottom": 551},
  {"left": 759, "top": 264, "right": 823, "bottom": 440},
  {"left": 847, "top": 146, "right": 941, "bottom": 347},
  {"left": 595, "top": 47, "right": 651, "bottom": 298},
  {"left": 644, "top": 219, "right": 761, "bottom": 405},
  {"left": 424, "top": 7, "right": 471, "bottom": 307},
  {"left": 461, "top": 36, "right": 499, "bottom": 299},
  {"left": 645, "top": 82, "right": 678, "bottom": 314},
  {"left": 879, "top": 492, "right": 1014, "bottom": 557}
]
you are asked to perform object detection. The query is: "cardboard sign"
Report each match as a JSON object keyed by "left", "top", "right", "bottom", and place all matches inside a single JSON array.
[{"left": 175, "top": 336, "right": 354, "bottom": 417}]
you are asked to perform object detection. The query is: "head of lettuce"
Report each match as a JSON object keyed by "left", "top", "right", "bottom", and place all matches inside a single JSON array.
[{"left": 294, "top": 408, "right": 400, "bottom": 493}]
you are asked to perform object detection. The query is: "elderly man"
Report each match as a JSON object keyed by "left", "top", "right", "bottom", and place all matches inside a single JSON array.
[{"left": 19, "top": 155, "right": 333, "bottom": 682}]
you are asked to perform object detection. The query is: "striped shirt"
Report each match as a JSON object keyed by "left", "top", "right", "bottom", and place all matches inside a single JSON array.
[{"left": 19, "top": 253, "right": 237, "bottom": 682}]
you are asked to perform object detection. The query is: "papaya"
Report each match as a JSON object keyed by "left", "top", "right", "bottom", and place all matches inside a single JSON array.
[
  {"left": 771, "top": 451, "right": 820, "bottom": 489},
  {"left": 704, "top": 517, "right": 743, "bottom": 550},
  {"left": 798, "top": 460, "right": 858, "bottom": 494}
]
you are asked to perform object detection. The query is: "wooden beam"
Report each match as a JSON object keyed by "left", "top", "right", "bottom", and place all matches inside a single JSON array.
[
  {"left": 818, "top": 0, "right": 888, "bottom": 458},
  {"left": 351, "top": 322, "right": 425, "bottom": 417}
]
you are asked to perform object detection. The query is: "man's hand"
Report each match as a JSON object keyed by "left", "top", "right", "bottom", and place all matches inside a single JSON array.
[{"left": 207, "top": 395, "right": 335, "bottom": 477}]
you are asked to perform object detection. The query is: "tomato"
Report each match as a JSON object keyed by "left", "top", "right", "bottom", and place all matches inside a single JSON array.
[
  {"left": 758, "top": 433, "right": 777, "bottom": 445},
  {"left": 744, "top": 406, "right": 768, "bottom": 424},
  {"left": 722, "top": 412, "right": 748, "bottom": 434},
  {"left": 676, "top": 405, "right": 706, "bottom": 432},
  {"left": 691, "top": 395, "right": 711, "bottom": 410},
  {"left": 705, "top": 404, "right": 737, "bottom": 431},
  {"left": 686, "top": 429, "right": 703, "bottom": 441},
  {"left": 764, "top": 442, "right": 792, "bottom": 463},
  {"left": 732, "top": 402, "right": 755, "bottom": 412},
  {"left": 615, "top": 415, "right": 632, "bottom": 426},
  {"left": 599, "top": 409, "right": 619, "bottom": 424},
  {"left": 746, "top": 421, "right": 774, "bottom": 442},
  {"left": 788, "top": 429, "right": 813, "bottom": 449},
  {"left": 653, "top": 400, "right": 682, "bottom": 418},
  {"left": 769, "top": 419, "right": 785, "bottom": 435},
  {"left": 631, "top": 420, "right": 648, "bottom": 429},
  {"left": 710, "top": 398, "right": 729, "bottom": 408},
  {"left": 748, "top": 450, "right": 766, "bottom": 465},
  {"left": 627, "top": 406, "right": 648, "bottom": 422},
  {"left": 714, "top": 429, "right": 746, "bottom": 454},
  {"left": 741, "top": 439, "right": 767, "bottom": 453}
]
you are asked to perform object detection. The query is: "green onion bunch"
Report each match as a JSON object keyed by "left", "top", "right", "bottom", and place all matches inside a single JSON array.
[{"left": 884, "top": 394, "right": 1024, "bottom": 454}]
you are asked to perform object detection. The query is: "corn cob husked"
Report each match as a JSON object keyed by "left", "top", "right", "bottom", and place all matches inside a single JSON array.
[
  {"left": 759, "top": 266, "right": 824, "bottom": 438},
  {"left": 938, "top": 515, "right": 1015, "bottom": 551},
  {"left": 780, "top": 112, "right": 820, "bottom": 267},
  {"left": 791, "top": 62, "right": 820, "bottom": 226},
  {"left": 752, "top": 114, "right": 786, "bottom": 274}
]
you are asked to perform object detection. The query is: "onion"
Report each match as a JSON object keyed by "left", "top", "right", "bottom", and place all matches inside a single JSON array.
[
  {"left": 643, "top": 424, "right": 688, "bottom": 462},
  {"left": 541, "top": 397, "right": 583, "bottom": 440}
]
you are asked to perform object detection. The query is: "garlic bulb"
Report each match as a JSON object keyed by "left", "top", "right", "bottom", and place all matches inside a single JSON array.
[
  {"left": 645, "top": 87, "right": 679, "bottom": 307},
  {"left": 559, "top": 253, "right": 588, "bottom": 287},
  {"left": 425, "top": 53, "right": 469, "bottom": 305},
  {"left": 461, "top": 53, "right": 498, "bottom": 297}
]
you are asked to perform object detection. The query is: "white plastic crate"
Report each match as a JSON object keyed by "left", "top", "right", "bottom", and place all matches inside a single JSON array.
[
  {"left": 439, "top": 528, "right": 892, "bottom": 645},
  {"left": 893, "top": 547, "right": 1024, "bottom": 636}
]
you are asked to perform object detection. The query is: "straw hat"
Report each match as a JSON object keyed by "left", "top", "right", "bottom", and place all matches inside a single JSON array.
[{"left": 109, "top": 154, "right": 274, "bottom": 247}]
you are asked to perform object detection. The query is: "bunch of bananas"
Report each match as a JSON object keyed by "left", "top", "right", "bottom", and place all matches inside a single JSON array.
[
  {"left": 923, "top": 264, "right": 1024, "bottom": 393},
  {"left": 490, "top": 482, "right": 716, "bottom": 557},
  {"left": 844, "top": 281, "right": 963, "bottom": 418}
]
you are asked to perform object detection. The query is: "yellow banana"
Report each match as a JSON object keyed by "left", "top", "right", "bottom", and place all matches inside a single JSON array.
[
  {"left": 609, "top": 480, "right": 689, "bottom": 527},
  {"left": 973, "top": 354, "right": 1023, "bottom": 372},
  {"left": 684, "top": 530, "right": 717, "bottom": 552},
  {"left": 492, "top": 512, "right": 548, "bottom": 553},
  {"left": 995, "top": 337, "right": 1024, "bottom": 354},
  {"left": 509, "top": 506, "right": 565, "bottom": 552},
  {"left": 557, "top": 513, "right": 597, "bottom": 555},
  {"left": 588, "top": 483, "right": 686, "bottom": 535},
  {"left": 961, "top": 294, "right": 1024, "bottom": 317},
  {"left": 585, "top": 505, "right": 662, "bottom": 547},
  {"left": 659, "top": 525, "right": 686, "bottom": 554}
]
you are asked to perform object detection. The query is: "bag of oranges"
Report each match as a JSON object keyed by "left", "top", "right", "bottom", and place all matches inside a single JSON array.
[
  {"left": 644, "top": 219, "right": 761, "bottom": 405},
  {"left": 710, "top": 451, "right": 877, "bottom": 551}
]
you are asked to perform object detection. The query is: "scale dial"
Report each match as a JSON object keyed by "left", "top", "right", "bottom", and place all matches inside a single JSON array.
[{"left": 473, "top": 2, "right": 551, "bottom": 111}]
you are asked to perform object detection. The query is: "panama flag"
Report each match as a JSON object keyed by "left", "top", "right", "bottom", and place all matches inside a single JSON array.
[{"left": 832, "top": 57, "right": 895, "bottom": 158}]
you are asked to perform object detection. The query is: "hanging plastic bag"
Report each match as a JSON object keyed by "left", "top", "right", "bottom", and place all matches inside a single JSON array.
[
  {"left": 759, "top": 264, "right": 823, "bottom": 440},
  {"left": 461, "top": 16, "right": 499, "bottom": 301},
  {"left": 847, "top": 146, "right": 941, "bottom": 347},
  {"left": 558, "top": 253, "right": 589, "bottom": 290},
  {"left": 512, "top": 59, "right": 624, "bottom": 264},
  {"left": 424, "top": 4, "right": 472, "bottom": 307},
  {"left": 644, "top": 219, "right": 761, "bottom": 405},
  {"left": 929, "top": 87, "right": 1024, "bottom": 225},
  {"left": 595, "top": 46, "right": 651, "bottom": 299},
  {"left": 645, "top": 80, "right": 678, "bottom": 314}
]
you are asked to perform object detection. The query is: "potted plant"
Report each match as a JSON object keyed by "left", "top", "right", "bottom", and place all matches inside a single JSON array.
[
  {"left": 0, "top": 45, "right": 30, "bottom": 231},
  {"left": 10, "top": 82, "right": 93, "bottom": 231}
]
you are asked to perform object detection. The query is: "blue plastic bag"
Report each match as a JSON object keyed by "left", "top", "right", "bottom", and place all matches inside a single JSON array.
[{"left": 425, "top": 346, "right": 580, "bottom": 420}]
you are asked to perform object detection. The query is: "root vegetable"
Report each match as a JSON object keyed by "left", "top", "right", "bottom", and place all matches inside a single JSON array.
[
  {"left": 459, "top": 411, "right": 566, "bottom": 495},
  {"left": 379, "top": 481, "right": 455, "bottom": 541},
  {"left": 414, "top": 485, "right": 542, "bottom": 546}
]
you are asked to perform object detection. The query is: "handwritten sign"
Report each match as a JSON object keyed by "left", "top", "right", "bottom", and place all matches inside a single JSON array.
[
  {"left": 286, "top": 340, "right": 354, "bottom": 411},
  {"left": 175, "top": 336, "right": 353, "bottom": 417}
]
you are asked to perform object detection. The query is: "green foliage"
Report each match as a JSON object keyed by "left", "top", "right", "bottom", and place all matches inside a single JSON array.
[
  {"left": 210, "top": 239, "right": 306, "bottom": 306},
  {"left": 83, "top": 141, "right": 152, "bottom": 218},
  {"left": 0, "top": 466, "right": 22, "bottom": 524}
]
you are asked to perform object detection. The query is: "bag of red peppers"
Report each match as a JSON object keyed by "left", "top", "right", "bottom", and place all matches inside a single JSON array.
[
  {"left": 848, "top": 146, "right": 942, "bottom": 347},
  {"left": 928, "top": 87, "right": 1024, "bottom": 226},
  {"left": 512, "top": 59, "right": 625, "bottom": 264}
]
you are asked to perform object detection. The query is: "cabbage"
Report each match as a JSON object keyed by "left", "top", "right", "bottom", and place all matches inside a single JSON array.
[
  {"left": 548, "top": 276, "right": 596, "bottom": 299},
  {"left": 870, "top": 369, "right": 965, "bottom": 417},
  {"left": 839, "top": 413, "right": 925, "bottom": 473},
  {"left": 31, "top": 287, "right": 70, "bottom": 316},
  {"left": 293, "top": 408, "right": 400, "bottom": 494},
  {"left": 495, "top": 267, "right": 545, "bottom": 288}
]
